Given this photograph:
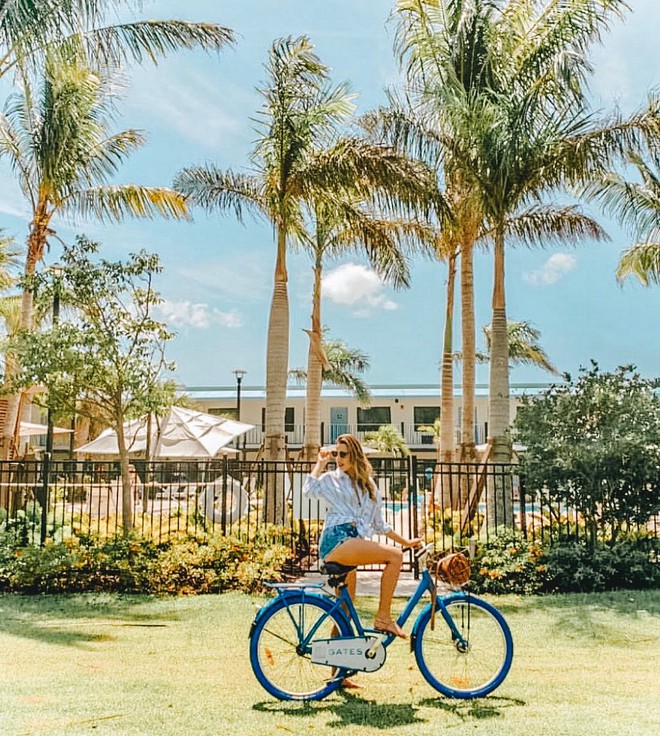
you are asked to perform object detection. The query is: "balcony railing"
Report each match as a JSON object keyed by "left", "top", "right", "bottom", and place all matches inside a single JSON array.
[{"left": 238, "top": 423, "right": 487, "bottom": 449}]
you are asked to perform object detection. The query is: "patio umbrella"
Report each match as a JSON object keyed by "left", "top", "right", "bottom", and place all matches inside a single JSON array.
[
  {"left": 19, "top": 422, "right": 74, "bottom": 436},
  {"left": 75, "top": 406, "right": 254, "bottom": 459}
]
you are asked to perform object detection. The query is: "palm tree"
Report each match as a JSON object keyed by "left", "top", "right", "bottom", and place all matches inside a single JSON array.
[
  {"left": 379, "top": 1, "right": 501, "bottom": 463},
  {"left": 0, "top": 1, "right": 234, "bottom": 84},
  {"left": 584, "top": 150, "right": 660, "bottom": 286},
  {"left": 363, "top": 424, "right": 410, "bottom": 457},
  {"left": 394, "top": 0, "right": 657, "bottom": 470},
  {"left": 174, "top": 36, "right": 432, "bottom": 520},
  {"left": 296, "top": 195, "right": 430, "bottom": 459},
  {"left": 455, "top": 320, "right": 559, "bottom": 376},
  {"left": 0, "top": 43, "right": 192, "bottom": 454},
  {"left": 290, "top": 332, "right": 372, "bottom": 454}
]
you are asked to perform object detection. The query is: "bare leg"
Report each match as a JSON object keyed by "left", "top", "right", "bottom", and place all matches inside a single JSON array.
[
  {"left": 330, "top": 569, "right": 361, "bottom": 687},
  {"left": 326, "top": 538, "right": 405, "bottom": 636}
]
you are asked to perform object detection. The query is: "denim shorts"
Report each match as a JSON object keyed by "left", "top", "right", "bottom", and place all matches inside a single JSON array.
[{"left": 319, "top": 522, "right": 359, "bottom": 560}]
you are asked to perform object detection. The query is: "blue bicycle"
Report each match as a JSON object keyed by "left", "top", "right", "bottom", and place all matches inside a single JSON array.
[{"left": 249, "top": 544, "right": 513, "bottom": 701}]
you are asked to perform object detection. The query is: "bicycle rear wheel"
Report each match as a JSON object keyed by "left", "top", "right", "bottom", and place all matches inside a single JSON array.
[
  {"left": 414, "top": 593, "right": 513, "bottom": 698},
  {"left": 250, "top": 592, "right": 353, "bottom": 701}
]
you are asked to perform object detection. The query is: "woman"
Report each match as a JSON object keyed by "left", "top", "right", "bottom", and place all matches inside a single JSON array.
[{"left": 303, "top": 433, "right": 422, "bottom": 639}]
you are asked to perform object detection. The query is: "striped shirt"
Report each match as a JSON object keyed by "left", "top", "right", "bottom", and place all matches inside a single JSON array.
[{"left": 303, "top": 469, "right": 392, "bottom": 538}]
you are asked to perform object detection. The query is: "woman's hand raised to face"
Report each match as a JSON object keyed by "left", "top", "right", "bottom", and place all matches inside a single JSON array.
[{"left": 317, "top": 447, "right": 334, "bottom": 467}]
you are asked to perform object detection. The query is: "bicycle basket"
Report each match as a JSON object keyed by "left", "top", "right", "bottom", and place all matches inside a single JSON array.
[{"left": 436, "top": 552, "right": 471, "bottom": 586}]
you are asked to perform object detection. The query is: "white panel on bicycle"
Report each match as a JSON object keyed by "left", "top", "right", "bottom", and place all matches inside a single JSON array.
[{"left": 311, "top": 637, "right": 386, "bottom": 672}]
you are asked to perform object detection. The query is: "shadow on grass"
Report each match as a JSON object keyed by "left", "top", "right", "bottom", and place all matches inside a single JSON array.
[
  {"left": 492, "top": 589, "right": 658, "bottom": 617},
  {"left": 254, "top": 692, "right": 525, "bottom": 729},
  {"left": 417, "top": 694, "right": 525, "bottom": 721},
  {"left": 0, "top": 593, "right": 176, "bottom": 649}
]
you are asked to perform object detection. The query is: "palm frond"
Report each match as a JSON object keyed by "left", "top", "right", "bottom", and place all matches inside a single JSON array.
[
  {"left": 61, "top": 185, "right": 190, "bottom": 223},
  {"left": 583, "top": 152, "right": 660, "bottom": 239},
  {"left": 77, "top": 20, "right": 235, "bottom": 69},
  {"left": 616, "top": 243, "right": 660, "bottom": 286},
  {"left": 301, "top": 136, "right": 440, "bottom": 220},
  {"left": 322, "top": 338, "right": 372, "bottom": 405},
  {"left": 484, "top": 320, "right": 559, "bottom": 375},
  {"left": 499, "top": 204, "right": 608, "bottom": 247},
  {"left": 173, "top": 165, "right": 266, "bottom": 222}
]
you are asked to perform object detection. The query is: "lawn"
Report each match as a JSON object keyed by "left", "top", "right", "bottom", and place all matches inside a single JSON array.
[{"left": 0, "top": 588, "right": 658, "bottom": 736}]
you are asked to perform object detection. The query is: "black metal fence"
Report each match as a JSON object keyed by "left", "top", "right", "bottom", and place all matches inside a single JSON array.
[{"left": 0, "top": 457, "right": 656, "bottom": 572}]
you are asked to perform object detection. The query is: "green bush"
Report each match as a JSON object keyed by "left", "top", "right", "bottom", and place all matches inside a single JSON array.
[
  {"left": 541, "top": 536, "right": 659, "bottom": 592},
  {"left": 0, "top": 531, "right": 292, "bottom": 595},
  {"left": 470, "top": 529, "right": 659, "bottom": 594},
  {"left": 471, "top": 528, "right": 548, "bottom": 595}
]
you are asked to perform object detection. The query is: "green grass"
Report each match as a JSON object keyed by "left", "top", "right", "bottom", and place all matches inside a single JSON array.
[{"left": 0, "top": 589, "right": 658, "bottom": 736}]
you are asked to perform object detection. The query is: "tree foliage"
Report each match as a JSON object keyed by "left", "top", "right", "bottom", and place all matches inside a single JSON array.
[
  {"left": 10, "top": 236, "right": 174, "bottom": 420},
  {"left": 8, "top": 236, "right": 176, "bottom": 531},
  {"left": 514, "top": 363, "right": 660, "bottom": 540},
  {"left": 363, "top": 424, "right": 410, "bottom": 457}
]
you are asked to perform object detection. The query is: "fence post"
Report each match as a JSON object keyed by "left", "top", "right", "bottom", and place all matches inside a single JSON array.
[
  {"left": 221, "top": 454, "right": 228, "bottom": 535},
  {"left": 40, "top": 454, "right": 50, "bottom": 545},
  {"left": 409, "top": 455, "right": 420, "bottom": 578}
]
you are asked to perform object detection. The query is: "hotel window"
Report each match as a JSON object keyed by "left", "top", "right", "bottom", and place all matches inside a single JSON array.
[
  {"left": 414, "top": 406, "right": 440, "bottom": 444},
  {"left": 356, "top": 406, "right": 391, "bottom": 431},
  {"left": 261, "top": 407, "right": 295, "bottom": 432},
  {"left": 413, "top": 406, "right": 440, "bottom": 430}
]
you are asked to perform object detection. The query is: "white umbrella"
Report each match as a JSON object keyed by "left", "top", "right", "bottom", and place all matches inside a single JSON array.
[
  {"left": 19, "top": 422, "right": 73, "bottom": 437},
  {"left": 75, "top": 406, "right": 254, "bottom": 458}
]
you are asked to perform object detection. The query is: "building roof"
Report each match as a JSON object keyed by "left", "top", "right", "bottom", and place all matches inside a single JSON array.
[{"left": 183, "top": 383, "right": 551, "bottom": 402}]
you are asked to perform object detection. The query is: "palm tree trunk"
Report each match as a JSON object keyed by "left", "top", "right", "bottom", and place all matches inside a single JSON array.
[
  {"left": 439, "top": 249, "right": 457, "bottom": 462},
  {"left": 460, "top": 233, "right": 476, "bottom": 462},
  {"left": 302, "top": 255, "right": 323, "bottom": 461},
  {"left": 2, "top": 228, "right": 45, "bottom": 458},
  {"left": 436, "top": 249, "right": 457, "bottom": 512},
  {"left": 487, "top": 223, "right": 513, "bottom": 527},
  {"left": 264, "top": 227, "right": 289, "bottom": 523}
]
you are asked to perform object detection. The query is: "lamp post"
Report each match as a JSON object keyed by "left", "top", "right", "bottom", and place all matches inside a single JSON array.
[
  {"left": 233, "top": 370, "right": 246, "bottom": 453},
  {"left": 233, "top": 369, "right": 247, "bottom": 421},
  {"left": 41, "top": 264, "right": 63, "bottom": 545}
]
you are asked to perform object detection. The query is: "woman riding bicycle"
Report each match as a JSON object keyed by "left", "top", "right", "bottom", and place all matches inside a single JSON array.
[{"left": 303, "top": 433, "right": 422, "bottom": 639}]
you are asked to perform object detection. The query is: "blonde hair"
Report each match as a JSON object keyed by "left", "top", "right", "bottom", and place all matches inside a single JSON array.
[{"left": 336, "top": 434, "right": 376, "bottom": 502}]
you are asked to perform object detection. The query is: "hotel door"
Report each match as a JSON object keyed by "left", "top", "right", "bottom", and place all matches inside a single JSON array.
[{"left": 330, "top": 407, "right": 348, "bottom": 443}]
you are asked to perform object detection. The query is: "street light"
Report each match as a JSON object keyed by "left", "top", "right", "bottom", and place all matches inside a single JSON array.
[{"left": 233, "top": 369, "right": 247, "bottom": 421}]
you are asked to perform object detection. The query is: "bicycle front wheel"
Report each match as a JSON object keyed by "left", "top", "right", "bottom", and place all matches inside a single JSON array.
[
  {"left": 414, "top": 593, "right": 513, "bottom": 698},
  {"left": 250, "top": 592, "right": 353, "bottom": 701}
]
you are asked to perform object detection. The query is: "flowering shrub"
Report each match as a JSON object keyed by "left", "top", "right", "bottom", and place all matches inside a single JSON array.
[
  {"left": 0, "top": 530, "right": 291, "bottom": 595},
  {"left": 470, "top": 529, "right": 658, "bottom": 594},
  {"left": 471, "top": 528, "right": 548, "bottom": 595}
]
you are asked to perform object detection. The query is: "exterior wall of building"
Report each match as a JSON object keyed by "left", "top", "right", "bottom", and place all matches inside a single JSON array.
[{"left": 185, "top": 383, "right": 544, "bottom": 458}]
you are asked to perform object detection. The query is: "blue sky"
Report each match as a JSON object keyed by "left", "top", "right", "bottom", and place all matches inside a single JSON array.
[{"left": 0, "top": 0, "right": 659, "bottom": 390}]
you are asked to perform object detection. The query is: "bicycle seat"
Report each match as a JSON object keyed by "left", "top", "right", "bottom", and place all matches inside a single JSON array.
[{"left": 319, "top": 561, "right": 356, "bottom": 587}]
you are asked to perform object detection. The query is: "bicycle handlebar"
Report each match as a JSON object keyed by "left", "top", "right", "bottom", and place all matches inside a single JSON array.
[{"left": 414, "top": 542, "right": 435, "bottom": 565}]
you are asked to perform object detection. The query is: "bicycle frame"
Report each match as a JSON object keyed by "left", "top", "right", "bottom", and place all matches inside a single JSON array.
[{"left": 261, "top": 566, "right": 472, "bottom": 655}]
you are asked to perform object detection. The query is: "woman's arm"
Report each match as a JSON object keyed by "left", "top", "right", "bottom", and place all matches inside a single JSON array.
[
  {"left": 310, "top": 447, "right": 333, "bottom": 478},
  {"left": 303, "top": 448, "right": 335, "bottom": 499},
  {"left": 385, "top": 529, "right": 423, "bottom": 549}
]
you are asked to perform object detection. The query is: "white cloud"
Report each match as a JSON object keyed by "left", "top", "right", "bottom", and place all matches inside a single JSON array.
[
  {"left": 157, "top": 300, "right": 243, "bottom": 329},
  {"left": 523, "top": 253, "right": 577, "bottom": 285},
  {"left": 322, "top": 263, "right": 397, "bottom": 313}
]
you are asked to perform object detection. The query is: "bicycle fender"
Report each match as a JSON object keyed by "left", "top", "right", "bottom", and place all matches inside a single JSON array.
[
  {"left": 249, "top": 590, "right": 351, "bottom": 638},
  {"left": 410, "top": 591, "right": 472, "bottom": 639}
]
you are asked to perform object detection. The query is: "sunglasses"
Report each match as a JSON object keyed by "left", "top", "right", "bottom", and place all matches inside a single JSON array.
[{"left": 331, "top": 450, "right": 349, "bottom": 458}]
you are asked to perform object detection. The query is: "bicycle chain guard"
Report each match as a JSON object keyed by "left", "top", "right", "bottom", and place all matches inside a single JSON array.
[{"left": 311, "top": 636, "right": 387, "bottom": 672}]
